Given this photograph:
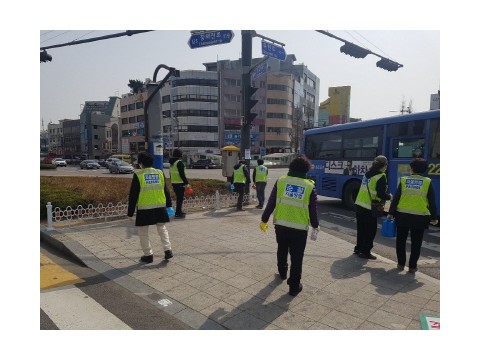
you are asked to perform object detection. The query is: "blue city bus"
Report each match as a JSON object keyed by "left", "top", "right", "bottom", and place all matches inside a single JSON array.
[{"left": 302, "top": 110, "right": 440, "bottom": 218}]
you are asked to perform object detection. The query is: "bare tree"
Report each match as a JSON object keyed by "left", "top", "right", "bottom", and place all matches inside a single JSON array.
[{"left": 289, "top": 106, "right": 304, "bottom": 153}]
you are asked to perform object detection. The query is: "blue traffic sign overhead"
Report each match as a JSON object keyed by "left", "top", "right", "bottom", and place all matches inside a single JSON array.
[
  {"left": 251, "top": 62, "right": 267, "bottom": 81},
  {"left": 189, "top": 30, "right": 234, "bottom": 49},
  {"left": 261, "top": 40, "right": 286, "bottom": 61}
]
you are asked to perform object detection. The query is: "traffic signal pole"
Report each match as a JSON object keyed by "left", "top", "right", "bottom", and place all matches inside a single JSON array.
[{"left": 241, "top": 30, "right": 254, "bottom": 165}]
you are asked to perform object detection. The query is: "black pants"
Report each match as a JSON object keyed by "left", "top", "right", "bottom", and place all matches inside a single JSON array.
[
  {"left": 396, "top": 225, "right": 425, "bottom": 269},
  {"left": 255, "top": 182, "right": 267, "bottom": 207},
  {"left": 234, "top": 183, "right": 245, "bottom": 209},
  {"left": 355, "top": 211, "right": 378, "bottom": 255},
  {"left": 172, "top": 183, "right": 185, "bottom": 215},
  {"left": 275, "top": 226, "right": 307, "bottom": 288}
]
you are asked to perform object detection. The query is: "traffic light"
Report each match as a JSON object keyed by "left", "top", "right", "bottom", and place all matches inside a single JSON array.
[
  {"left": 376, "top": 58, "right": 403, "bottom": 72},
  {"left": 40, "top": 50, "right": 52, "bottom": 63},
  {"left": 245, "top": 85, "right": 258, "bottom": 124},
  {"left": 340, "top": 43, "right": 370, "bottom": 59}
]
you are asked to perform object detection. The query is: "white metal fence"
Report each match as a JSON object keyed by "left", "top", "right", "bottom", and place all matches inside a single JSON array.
[{"left": 45, "top": 191, "right": 256, "bottom": 231}]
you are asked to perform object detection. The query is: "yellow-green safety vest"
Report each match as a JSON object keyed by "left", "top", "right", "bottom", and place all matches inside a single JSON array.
[
  {"left": 255, "top": 165, "right": 268, "bottom": 183},
  {"left": 233, "top": 164, "right": 246, "bottom": 184},
  {"left": 355, "top": 173, "right": 387, "bottom": 210},
  {"left": 397, "top": 175, "right": 431, "bottom": 216},
  {"left": 136, "top": 168, "right": 166, "bottom": 210},
  {"left": 170, "top": 160, "right": 185, "bottom": 184},
  {"left": 273, "top": 175, "right": 314, "bottom": 230}
]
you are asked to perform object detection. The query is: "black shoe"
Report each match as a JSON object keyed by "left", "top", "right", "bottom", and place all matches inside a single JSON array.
[
  {"left": 255, "top": 205, "right": 263, "bottom": 209},
  {"left": 140, "top": 255, "right": 153, "bottom": 263},
  {"left": 353, "top": 249, "right": 360, "bottom": 255},
  {"left": 164, "top": 250, "right": 173, "bottom": 260},
  {"left": 289, "top": 283, "right": 303, "bottom": 296},
  {"left": 175, "top": 213, "right": 186, "bottom": 218},
  {"left": 358, "top": 253, "right": 377, "bottom": 260}
]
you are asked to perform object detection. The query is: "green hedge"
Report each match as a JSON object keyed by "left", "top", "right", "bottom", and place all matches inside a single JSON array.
[
  {"left": 41, "top": 163, "right": 57, "bottom": 170},
  {"left": 40, "top": 187, "right": 93, "bottom": 220}
]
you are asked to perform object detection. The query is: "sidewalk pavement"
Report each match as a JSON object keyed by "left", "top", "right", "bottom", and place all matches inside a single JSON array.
[{"left": 40, "top": 207, "right": 440, "bottom": 330}]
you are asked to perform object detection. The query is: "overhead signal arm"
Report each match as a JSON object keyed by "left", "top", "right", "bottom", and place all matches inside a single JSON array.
[{"left": 316, "top": 30, "right": 403, "bottom": 72}]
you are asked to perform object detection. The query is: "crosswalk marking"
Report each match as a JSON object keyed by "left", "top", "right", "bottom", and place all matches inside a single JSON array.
[{"left": 41, "top": 285, "right": 131, "bottom": 330}]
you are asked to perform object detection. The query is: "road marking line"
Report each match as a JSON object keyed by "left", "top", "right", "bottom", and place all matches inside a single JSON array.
[{"left": 41, "top": 285, "right": 131, "bottom": 330}]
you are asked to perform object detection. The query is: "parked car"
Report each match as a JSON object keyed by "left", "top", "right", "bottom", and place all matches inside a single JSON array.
[
  {"left": 105, "top": 158, "right": 122, "bottom": 169},
  {"left": 109, "top": 161, "right": 134, "bottom": 174},
  {"left": 51, "top": 158, "right": 67, "bottom": 167},
  {"left": 190, "top": 159, "right": 219, "bottom": 169},
  {"left": 97, "top": 159, "right": 109, "bottom": 168},
  {"left": 79, "top": 160, "right": 101, "bottom": 170}
]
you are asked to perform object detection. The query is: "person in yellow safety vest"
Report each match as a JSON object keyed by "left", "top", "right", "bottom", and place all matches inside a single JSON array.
[
  {"left": 252, "top": 159, "right": 268, "bottom": 209},
  {"left": 168, "top": 148, "right": 190, "bottom": 218},
  {"left": 354, "top": 155, "right": 393, "bottom": 260},
  {"left": 232, "top": 159, "right": 251, "bottom": 211},
  {"left": 128, "top": 151, "right": 174, "bottom": 263},
  {"left": 260, "top": 156, "right": 319, "bottom": 297},
  {"left": 388, "top": 158, "right": 438, "bottom": 273}
]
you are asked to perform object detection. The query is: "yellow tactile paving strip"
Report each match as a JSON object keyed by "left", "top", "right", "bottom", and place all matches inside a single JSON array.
[{"left": 40, "top": 253, "right": 84, "bottom": 290}]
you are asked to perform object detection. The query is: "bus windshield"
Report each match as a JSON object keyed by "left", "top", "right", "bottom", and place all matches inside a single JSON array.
[{"left": 301, "top": 110, "right": 440, "bottom": 217}]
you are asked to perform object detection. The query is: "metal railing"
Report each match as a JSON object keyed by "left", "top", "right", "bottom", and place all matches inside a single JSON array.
[{"left": 45, "top": 191, "right": 256, "bottom": 230}]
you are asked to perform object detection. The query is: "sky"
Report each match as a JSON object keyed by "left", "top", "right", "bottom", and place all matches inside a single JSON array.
[{"left": 40, "top": 29, "right": 440, "bottom": 125}]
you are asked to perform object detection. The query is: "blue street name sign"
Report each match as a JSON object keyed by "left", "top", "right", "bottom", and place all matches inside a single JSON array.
[
  {"left": 251, "top": 62, "right": 267, "bottom": 81},
  {"left": 189, "top": 30, "right": 234, "bottom": 49},
  {"left": 261, "top": 40, "right": 286, "bottom": 61}
]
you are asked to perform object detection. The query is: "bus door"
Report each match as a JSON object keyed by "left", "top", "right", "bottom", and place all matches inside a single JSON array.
[{"left": 387, "top": 136, "right": 426, "bottom": 197}]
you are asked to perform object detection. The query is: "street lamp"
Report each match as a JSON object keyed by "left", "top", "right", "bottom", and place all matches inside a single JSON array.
[{"left": 163, "top": 113, "right": 179, "bottom": 157}]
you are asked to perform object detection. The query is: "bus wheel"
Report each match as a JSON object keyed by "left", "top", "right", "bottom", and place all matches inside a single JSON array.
[{"left": 343, "top": 181, "right": 361, "bottom": 211}]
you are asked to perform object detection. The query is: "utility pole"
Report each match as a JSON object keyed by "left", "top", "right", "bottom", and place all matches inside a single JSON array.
[{"left": 241, "top": 30, "right": 254, "bottom": 165}]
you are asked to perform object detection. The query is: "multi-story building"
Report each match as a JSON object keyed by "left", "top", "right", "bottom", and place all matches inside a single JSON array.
[
  {"left": 119, "top": 90, "right": 147, "bottom": 155},
  {"left": 159, "top": 70, "right": 219, "bottom": 158},
  {"left": 79, "top": 96, "right": 121, "bottom": 159},
  {"left": 47, "top": 122, "right": 63, "bottom": 155},
  {"left": 205, "top": 54, "right": 319, "bottom": 154},
  {"left": 62, "top": 119, "right": 81, "bottom": 159}
]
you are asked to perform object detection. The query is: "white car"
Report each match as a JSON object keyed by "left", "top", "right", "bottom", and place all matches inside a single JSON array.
[{"left": 52, "top": 158, "right": 67, "bottom": 167}]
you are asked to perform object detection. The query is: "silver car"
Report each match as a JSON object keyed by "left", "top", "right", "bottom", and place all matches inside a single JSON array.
[
  {"left": 79, "top": 160, "right": 101, "bottom": 170},
  {"left": 52, "top": 158, "right": 67, "bottom": 167},
  {"left": 109, "top": 161, "right": 134, "bottom": 174}
]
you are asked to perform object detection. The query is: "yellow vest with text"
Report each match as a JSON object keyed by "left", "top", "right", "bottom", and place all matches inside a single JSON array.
[
  {"left": 255, "top": 165, "right": 268, "bottom": 183},
  {"left": 136, "top": 168, "right": 166, "bottom": 210},
  {"left": 355, "top": 173, "right": 387, "bottom": 210},
  {"left": 396, "top": 175, "right": 431, "bottom": 216},
  {"left": 273, "top": 175, "right": 314, "bottom": 230},
  {"left": 170, "top": 160, "right": 185, "bottom": 184},
  {"left": 233, "top": 164, "right": 246, "bottom": 184}
]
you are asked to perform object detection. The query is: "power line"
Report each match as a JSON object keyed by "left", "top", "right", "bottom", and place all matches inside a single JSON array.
[{"left": 41, "top": 30, "right": 71, "bottom": 44}]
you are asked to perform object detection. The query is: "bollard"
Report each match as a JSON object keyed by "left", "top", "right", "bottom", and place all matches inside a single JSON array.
[
  {"left": 215, "top": 190, "right": 220, "bottom": 210},
  {"left": 46, "top": 202, "right": 53, "bottom": 231}
]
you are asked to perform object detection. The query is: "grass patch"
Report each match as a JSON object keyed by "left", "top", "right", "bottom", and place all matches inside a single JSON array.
[{"left": 40, "top": 176, "right": 231, "bottom": 220}]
